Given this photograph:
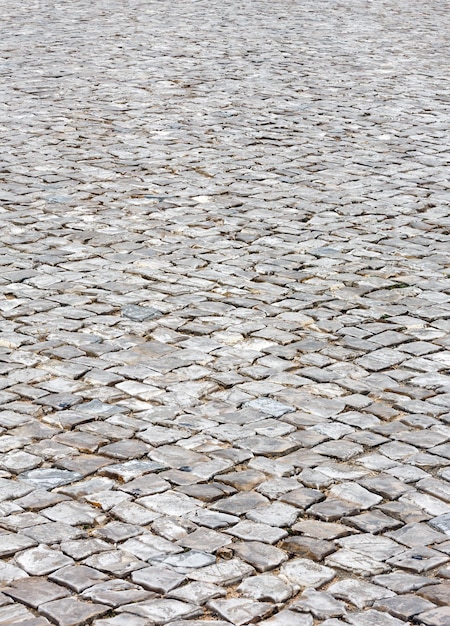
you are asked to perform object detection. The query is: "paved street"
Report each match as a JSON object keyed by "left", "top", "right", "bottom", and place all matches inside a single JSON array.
[{"left": 0, "top": 0, "right": 450, "bottom": 624}]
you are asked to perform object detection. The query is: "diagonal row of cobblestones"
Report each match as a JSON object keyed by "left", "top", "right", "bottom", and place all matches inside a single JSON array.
[{"left": 0, "top": 0, "right": 450, "bottom": 625}]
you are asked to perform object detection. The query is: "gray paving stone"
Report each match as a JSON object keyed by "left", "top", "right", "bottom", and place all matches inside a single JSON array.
[
  {"left": 0, "top": 603, "right": 49, "bottom": 625},
  {"left": 1, "top": 0, "right": 450, "bottom": 621},
  {"left": 168, "top": 581, "right": 226, "bottom": 605},
  {"left": 49, "top": 564, "right": 109, "bottom": 592},
  {"left": 224, "top": 520, "right": 287, "bottom": 544},
  {"left": 325, "top": 549, "right": 390, "bottom": 576},
  {"left": 237, "top": 574, "right": 292, "bottom": 603},
  {"left": 232, "top": 541, "right": 288, "bottom": 572},
  {"left": 258, "top": 610, "right": 313, "bottom": 626},
  {"left": 159, "top": 550, "right": 216, "bottom": 572},
  {"left": 117, "top": 599, "right": 202, "bottom": 623},
  {"left": 387, "top": 546, "right": 449, "bottom": 573},
  {"left": 418, "top": 607, "right": 450, "bottom": 626},
  {"left": 0, "top": 532, "right": 37, "bottom": 556},
  {"left": 345, "top": 609, "right": 407, "bottom": 626},
  {"left": 372, "top": 573, "right": 439, "bottom": 593},
  {"left": 82, "top": 579, "right": 153, "bottom": 607},
  {"left": 292, "top": 588, "right": 347, "bottom": 619},
  {"left": 83, "top": 550, "right": 147, "bottom": 576},
  {"left": 15, "top": 545, "right": 74, "bottom": 575},
  {"left": 3, "top": 577, "right": 71, "bottom": 608},
  {"left": 328, "top": 579, "right": 396, "bottom": 609},
  {"left": 280, "top": 558, "right": 335, "bottom": 588},
  {"left": 39, "top": 597, "right": 109, "bottom": 626},
  {"left": 207, "top": 598, "right": 274, "bottom": 625},
  {"left": 373, "top": 594, "right": 436, "bottom": 620},
  {"left": 187, "top": 558, "right": 254, "bottom": 585}
]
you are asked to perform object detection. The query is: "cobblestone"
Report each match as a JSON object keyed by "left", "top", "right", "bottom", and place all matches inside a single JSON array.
[{"left": 0, "top": 0, "right": 449, "bottom": 623}]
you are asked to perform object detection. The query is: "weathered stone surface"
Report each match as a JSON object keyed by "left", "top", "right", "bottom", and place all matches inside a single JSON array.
[
  {"left": 373, "top": 593, "right": 436, "bottom": 620},
  {"left": 281, "top": 536, "right": 336, "bottom": 561},
  {"left": 328, "top": 579, "right": 395, "bottom": 609},
  {"left": 39, "top": 597, "right": 108, "bottom": 626},
  {"left": 292, "top": 588, "right": 347, "bottom": 619},
  {"left": 49, "top": 564, "right": 109, "bottom": 592},
  {"left": 15, "top": 546, "right": 74, "bottom": 575},
  {"left": 326, "top": 549, "right": 390, "bottom": 576},
  {"left": 1, "top": 0, "right": 449, "bottom": 621},
  {"left": 207, "top": 598, "right": 274, "bottom": 626},
  {"left": 117, "top": 599, "right": 202, "bottom": 623},
  {"left": 3, "top": 577, "right": 70, "bottom": 608},
  {"left": 232, "top": 541, "right": 288, "bottom": 572},
  {"left": 237, "top": 574, "right": 292, "bottom": 603},
  {"left": 280, "top": 558, "right": 335, "bottom": 588},
  {"left": 418, "top": 607, "right": 450, "bottom": 626}
]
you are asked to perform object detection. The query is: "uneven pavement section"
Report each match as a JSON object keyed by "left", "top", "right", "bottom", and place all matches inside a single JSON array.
[{"left": 0, "top": 0, "right": 450, "bottom": 624}]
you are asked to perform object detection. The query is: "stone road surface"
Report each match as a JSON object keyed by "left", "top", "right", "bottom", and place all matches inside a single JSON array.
[{"left": 0, "top": 0, "right": 450, "bottom": 624}]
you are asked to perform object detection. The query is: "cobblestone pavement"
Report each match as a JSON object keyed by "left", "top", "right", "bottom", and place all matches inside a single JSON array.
[{"left": 0, "top": 0, "right": 450, "bottom": 624}]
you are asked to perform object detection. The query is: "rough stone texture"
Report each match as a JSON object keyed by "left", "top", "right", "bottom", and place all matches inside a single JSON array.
[{"left": 0, "top": 0, "right": 449, "bottom": 623}]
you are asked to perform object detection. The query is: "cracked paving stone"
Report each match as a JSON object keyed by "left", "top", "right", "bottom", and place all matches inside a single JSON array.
[
  {"left": 3, "top": 577, "right": 71, "bottom": 608},
  {"left": 186, "top": 509, "right": 240, "bottom": 529},
  {"left": 167, "top": 581, "right": 226, "bottom": 605},
  {"left": 187, "top": 558, "right": 255, "bottom": 585},
  {"left": 232, "top": 540, "right": 288, "bottom": 572},
  {"left": 328, "top": 579, "right": 396, "bottom": 609},
  {"left": 336, "top": 534, "right": 404, "bottom": 561},
  {"left": 280, "top": 558, "right": 335, "bottom": 588},
  {"left": 83, "top": 550, "right": 147, "bottom": 576},
  {"left": 292, "top": 588, "right": 347, "bottom": 619},
  {"left": 81, "top": 579, "right": 154, "bottom": 607},
  {"left": 39, "top": 597, "right": 109, "bottom": 626},
  {"left": 291, "top": 520, "right": 352, "bottom": 540},
  {"left": 207, "top": 598, "right": 274, "bottom": 626},
  {"left": 325, "top": 549, "right": 390, "bottom": 576},
  {"left": 159, "top": 550, "right": 216, "bottom": 572},
  {"left": 244, "top": 398, "right": 294, "bottom": 417},
  {"left": 137, "top": 490, "right": 204, "bottom": 516},
  {"left": 328, "top": 482, "right": 382, "bottom": 509},
  {"left": 237, "top": 574, "right": 292, "bottom": 603},
  {"left": 246, "top": 502, "right": 299, "bottom": 527},
  {"left": 117, "top": 599, "right": 202, "bottom": 623},
  {"left": 224, "top": 520, "right": 287, "bottom": 544}
]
